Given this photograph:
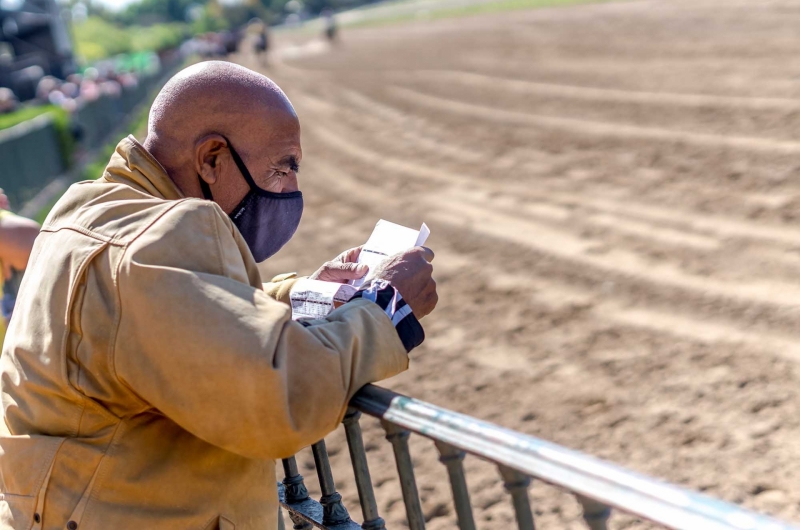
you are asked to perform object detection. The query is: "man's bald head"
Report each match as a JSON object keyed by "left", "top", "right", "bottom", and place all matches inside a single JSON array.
[
  {"left": 143, "top": 61, "right": 302, "bottom": 212},
  {"left": 147, "top": 61, "right": 295, "bottom": 146}
]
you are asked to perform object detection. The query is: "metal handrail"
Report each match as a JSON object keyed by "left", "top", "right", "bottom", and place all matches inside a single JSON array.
[{"left": 278, "top": 384, "right": 800, "bottom": 530}]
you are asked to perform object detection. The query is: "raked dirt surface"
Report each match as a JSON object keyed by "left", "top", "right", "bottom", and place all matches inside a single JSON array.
[{"left": 233, "top": 1, "right": 800, "bottom": 527}]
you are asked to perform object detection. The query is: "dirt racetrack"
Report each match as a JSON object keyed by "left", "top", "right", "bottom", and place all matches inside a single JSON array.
[{"left": 243, "top": 1, "right": 800, "bottom": 527}]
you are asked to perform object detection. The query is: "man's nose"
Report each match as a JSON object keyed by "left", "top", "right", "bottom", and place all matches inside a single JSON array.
[{"left": 280, "top": 173, "right": 300, "bottom": 193}]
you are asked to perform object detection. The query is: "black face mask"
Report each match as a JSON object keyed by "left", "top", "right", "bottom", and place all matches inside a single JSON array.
[{"left": 199, "top": 139, "right": 303, "bottom": 262}]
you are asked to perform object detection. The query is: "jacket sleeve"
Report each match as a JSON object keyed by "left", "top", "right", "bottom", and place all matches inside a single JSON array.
[{"left": 113, "top": 201, "right": 409, "bottom": 460}]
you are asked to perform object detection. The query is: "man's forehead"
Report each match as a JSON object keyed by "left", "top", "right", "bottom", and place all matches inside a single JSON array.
[
  {"left": 249, "top": 130, "right": 302, "bottom": 166},
  {"left": 253, "top": 112, "right": 300, "bottom": 142}
]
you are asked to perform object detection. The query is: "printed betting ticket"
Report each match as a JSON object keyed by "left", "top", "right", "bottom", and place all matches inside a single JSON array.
[
  {"left": 290, "top": 279, "right": 358, "bottom": 320},
  {"left": 351, "top": 219, "right": 430, "bottom": 288},
  {"left": 289, "top": 219, "right": 430, "bottom": 320}
]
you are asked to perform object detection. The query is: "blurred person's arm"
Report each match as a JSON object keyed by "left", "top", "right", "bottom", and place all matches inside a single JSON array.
[{"left": 0, "top": 209, "right": 40, "bottom": 279}]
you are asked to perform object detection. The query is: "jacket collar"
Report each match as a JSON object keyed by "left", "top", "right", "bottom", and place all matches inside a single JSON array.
[{"left": 101, "top": 135, "right": 184, "bottom": 200}]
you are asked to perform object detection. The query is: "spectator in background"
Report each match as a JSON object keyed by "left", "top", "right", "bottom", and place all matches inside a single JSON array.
[
  {"left": 0, "top": 189, "right": 40, "bottom": 329},
  {"left": 0, "top": 88, "right": 17, "bottom": 114},
  {"left": 323, "top": 9, "right": 338, "bottom": 43},
  {"left": 35, "top": 75, "right": 60, "bottom": 102},
  {"left": 255, "top": 21, "right": 270, "bottom": 65}
]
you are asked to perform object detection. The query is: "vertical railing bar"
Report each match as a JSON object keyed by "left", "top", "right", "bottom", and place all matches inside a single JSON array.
[
  {"left": 434, "top": 441, "right": 477, "bottom": 530},
  {"left": 311, "top": 440, "right": 353, "bottom": 526},
  {"left": 383, "top": 420, "right": 426, "bottom": 530},
  {"left": 312, "top": 440, "right": 338, "bottom": 496},
  {"left": 499, "top": 465, "right": 535, "bottom": 530},
  {"left": 282, "top": 458, "right": 309, "bottom": 501},
  {"left": 577, "top": 495, "right": 611, "bottom": 530},
  {"left": 342, "top": 407, "right": 387, "bottom": 530},
  {"left": 281, "top": 457, "right": 313, "bottom": 530}
]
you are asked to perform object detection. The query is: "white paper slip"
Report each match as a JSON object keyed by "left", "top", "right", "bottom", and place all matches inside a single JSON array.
[
  {"left": 351, "top": 220, "right": 430, "bottom": 288},
  {"left": 290, "top": 279, "right": 358, "bottom": 320}
]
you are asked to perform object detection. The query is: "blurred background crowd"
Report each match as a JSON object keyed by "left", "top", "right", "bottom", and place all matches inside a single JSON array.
[
  {"left": 0, "top": 0, "right": 346, "bottom": 212},
  {"left": 0, "top": 0, "right": 353, "bottom": 114}
]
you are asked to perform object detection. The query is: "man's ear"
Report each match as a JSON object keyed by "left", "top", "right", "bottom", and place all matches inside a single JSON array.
[{"left": 195, "top": 134, "right": 229, "bottom": 185}]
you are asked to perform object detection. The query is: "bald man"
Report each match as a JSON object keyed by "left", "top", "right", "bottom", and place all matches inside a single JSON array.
[{"left": 0, "top": 62, "right": 437, "bottom": 530}]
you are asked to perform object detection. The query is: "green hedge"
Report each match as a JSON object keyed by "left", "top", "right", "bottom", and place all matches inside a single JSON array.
[
  {"left": 1, "top": 105, "right": 74, "bottom": 170},
  {"left": 0, "top": 105, "right": 61, "bottom": 131}
]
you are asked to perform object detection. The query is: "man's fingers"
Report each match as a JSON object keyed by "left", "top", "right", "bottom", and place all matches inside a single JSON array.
[
  {"left": 345, "top": 246, "right": 363, "bottom": 263},
  {"left": 420, "top": 279, "right": 438, "bottom": 316},
  {"left": 319, "top": 261, "right": 368, "bottom": 282},
  {"left": 398, "top": 246, "right": 435, "bottom": 263},
  {"left": 335, "top": 246, "right": 363, "bottom": 263},
  {"left": 343, "top": 262, "right": 369, "bottom": 277}
]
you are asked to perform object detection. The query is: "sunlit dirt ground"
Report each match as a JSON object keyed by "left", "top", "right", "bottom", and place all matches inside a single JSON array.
[{"left": 238, "top": 1, "right": 800, "bottom": 526}]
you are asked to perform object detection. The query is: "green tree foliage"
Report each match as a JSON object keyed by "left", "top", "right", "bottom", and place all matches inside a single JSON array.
[
  {"left": 130, "top": 23, "right": 189, "bottom": 53},
  {"left": 189, "top": 0, "right": 229, "bottom": 33},
  {"left": 72, "top": 15, "right": 189, "bottom": 63},
  {"left": 73, "top": 16, "right": 133, "bottom": 62},
  {"left": 116, "top": 0, "right": 197, "bottom": 25},
  {"left": 218, "top": 1, "right": 272, "bottom": 28}
]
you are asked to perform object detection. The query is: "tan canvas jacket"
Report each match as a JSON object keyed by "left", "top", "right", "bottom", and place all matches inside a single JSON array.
[{"left": 0, "top": 136, "right": 410, "bottom": 530}]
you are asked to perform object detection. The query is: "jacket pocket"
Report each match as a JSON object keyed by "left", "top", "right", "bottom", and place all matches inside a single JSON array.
[{"left": 0, "top": 435, "right": 64, "bottom": 530}]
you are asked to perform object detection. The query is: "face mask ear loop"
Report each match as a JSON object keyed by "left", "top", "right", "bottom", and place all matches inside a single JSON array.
[{"left": 223, "top": 136, "right": 302, "bottom": 200}]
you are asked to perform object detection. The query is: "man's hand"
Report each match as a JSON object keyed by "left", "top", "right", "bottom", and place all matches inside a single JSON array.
[
  {"left": 0, "top": 189, "right": 9, "bottom": 210},
  {"left": 373, "top": 247, "right": 438, "bottom": 319},
  {"left": 310, "top": 246, "right": 369, "bottom": 283}
]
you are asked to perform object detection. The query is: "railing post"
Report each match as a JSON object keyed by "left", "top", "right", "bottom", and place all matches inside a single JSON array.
[
  {"left": 311, "top": 440, "right": 354, "bottom": 526},
  {"left": 383, "top": 421, "right": 426, "bottom": 530},
  {"left": 435, "top": 441, "right": 476, "bottom": 530},
  {"left": 281, "top": 457, "right": 313, "bottom": 530},
  {"left": 342, "top": 408, "right": 386, "bottom": 530},
  {"left": 499, "top": 465, "right": 535, "bottom": 530},
  {"left": 577, "top": 495, "right": 611, "bottom": 530}
]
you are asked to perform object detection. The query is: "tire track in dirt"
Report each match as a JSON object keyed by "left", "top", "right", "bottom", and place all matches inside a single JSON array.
[
  {"left": 293, "top": 108, "right": 800, "bottom": 309},
  {"left": 268, "top": 1, "right": 800, "bottom": 524},
  {"left": 280, "top": 63, "right": 800, "bottom": 221},
  {"left": 286, "top": 78, "right": 800, "bottom": 293},
  {"left": 393, "top": 70, "right": 800, "bottom": 111},
  {"left": 483, "top": 266, "right": 800, "bottom": 363},
  {"left": 291, "top": 84, "right": 800, "bottom": 248},
  {"left": 389, "top": 86, "right": 800, "bottom": 155},
  {"left": 426, "top": 194, "right": 800, "bottom": 312},
  {"left": 298, "top": 117, "right": 800, "bottom": 337},
  {"left": 297, "top": 155, "right": 800, "bottom": 527},
  {"left": 349, "top": 81, "right": 800, "bottom": 213},
  {"left": 461, "top": 55, "right": 800, "bottom": 98},
  {"left": 307, "top": 155, "right": 800, "bottom": 363}
]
